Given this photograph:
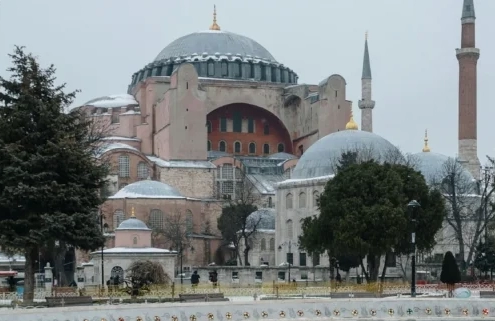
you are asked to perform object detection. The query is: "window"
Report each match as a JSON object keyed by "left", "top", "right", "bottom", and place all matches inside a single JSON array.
[
  {"left": 113, "top": 210, "right": 125, "bottom": 230},
  {"left": 263, "top": 144, "right": 270, "bottom": 155},
  {"left": 186, "top": 210, "right": 193, "bottom": 234},
  {"left": 221, "top": 62, "right": 228, "bottom": 76},
  {"left": 286, "top": 193, "right": 293, "bottom": 209},
  {"left": 133, "top": 237, "right": 138, "bottom": 245},
  {"left": 249, "top": 142, "right": 256, "bottom": 154},
  {"left": 268, "top": 197, "right": 272, "bottom": 208},
  {"left": 206, "top": 121, "right": 212, "bottom": 133},
  {"left": 385, "top": 252, "right": 397, "bottom": 267},
  {"left": 260, "top": 238, "right": 266, "bottom": 251},
  {"left": 137, "top": 162, "right": 149, "bottom": 179},
  {"left": 278, "top": 271, "right": 286, "bottom": 281},
  {"left": 248, "top": 118, "right": 254, "bottom": 133},
  {"left": 118, "top": 155, "right": 130, "bottom": 177},
  {"left": 263, "top": 124, "right": 270, "bottom": 135},
  {"left": 220, "top": 118, "right": 227, "bottom": 132},
  {"left": 255, "top": 271, "right": 262, "bottom": 280},
  {"left": 234, "top": 141, "right": 241, "bottom": 153},
  {"left": 219, "top": 141, "right": 226, "bottom": 152},
  {"left": 233, "top": 111, "right": 242, "bottom": 132},
  {"left": 149, "top": 209, "right": 164, "bottom": 230},
  {"left": 287, "top": 219, "right": 293, "bottom": 239},
  {"left": 111, "top": 111, "right": 119, "bottom": 124},
  {"left": 110, "top": 266, "right": 124, "bottom": 283},
  {"left": 299, "top": 253, "right": 307, "bottom": 266},
  {"left": 277, "top": 143, "right": 285, "bottom": 153},
  {"left": 313, "top": 190, "right": 319, "bottom": 207},
  {"left": 269, "top": 238, "right": 275, "bottom": 251},
  {"left": 298, "top": 192, "right": 306, "bottom": 208},
  {"left": 312, "top": 255, "right": 320, "bottom": 266},
  {"left": 207, "top": 61, "right": 215, "bottom": 76},
  {"left": 287, "top": 252, "right": 294, "bottom": 265},
  {"left": 232, "top": 271, "right": 239, "bottom": 279},
  {"left": 207, "top": 140, "right": 211, "bottom": 151}
]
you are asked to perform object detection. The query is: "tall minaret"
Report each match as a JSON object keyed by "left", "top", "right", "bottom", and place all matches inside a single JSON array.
[
  {"left": 457, "top": 0, "right": 480, "bottom": 179},
  {"left": 358, "top": 32, "right": 375, "bottom": 132}
]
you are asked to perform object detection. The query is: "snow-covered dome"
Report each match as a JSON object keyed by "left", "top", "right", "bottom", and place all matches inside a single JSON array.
[
  {"left": 109, "top": 180, "right": 184, "bottom": 199},
  {"left": 154, "top": 30, "right": 277, "bottom": 63},
  {"left": 412, "top": 151, "right": 475, "bottom": 184},
  {"left": 246, "top": 208, "right": 275, "bottom": 230},
  {"left": 83, "top": 94, "right": 138, "bottom": 108},
  {"left": 292, "top": 130, "right": 400, "bottom": 180},
  {"left": 268, "top": 152, "right": 297, "bottom": 160},
  {"left": 116, "top": 216, "right": 150, "bottom": 231}
]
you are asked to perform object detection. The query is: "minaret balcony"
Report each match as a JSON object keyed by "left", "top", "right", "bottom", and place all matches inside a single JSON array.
[
  {"left": 456, "top": 47, "right": 480, "bottom": 59},
  {"left": 358, "top": 99, "right": 375, "bottom": 109}
]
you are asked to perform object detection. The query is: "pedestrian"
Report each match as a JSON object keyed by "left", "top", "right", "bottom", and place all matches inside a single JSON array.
[{"left": 191, "top": 271, "right": 200, "bottom": 287}]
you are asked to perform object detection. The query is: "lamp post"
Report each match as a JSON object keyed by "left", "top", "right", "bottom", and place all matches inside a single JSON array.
[
  {"left": 407, "top": 200, "right": 421, "bottom": 298},
  {"left": 480, "top": 166, "right": 493, "bottom": 244},
  {"left": 288, "top": 241, "right": 292, "bottom": 283},
  {"left": 100, "top": 212, "right": 108, "bottom": 287}
]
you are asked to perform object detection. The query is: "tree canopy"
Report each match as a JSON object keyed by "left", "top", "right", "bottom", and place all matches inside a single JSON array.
[
  {"left": 0, "top": 46, "right": 108, "bottom": 302},
  {"left": 299, "top": 157, "right": 445, "bottom": 281}
]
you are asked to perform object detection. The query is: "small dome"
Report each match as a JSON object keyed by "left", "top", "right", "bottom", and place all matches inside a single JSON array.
[
  {"left": 412, "top": 152, "right": 474, "bottom": 184},
  {"left": 116, "top": 216, "right": 150, "bottom": 231},
  {"left": 109, "top": 180, "right": 183, "bottom": 199},
  {"left": 292, "top": 130, "right": 400, "bottom": 180},
  {"left": 246, "top": 208, "right": 275, "bottom": 230}
]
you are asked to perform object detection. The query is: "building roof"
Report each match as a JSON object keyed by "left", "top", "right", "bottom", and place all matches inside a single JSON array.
[
  {"left": 268, "top": 152, "right": 297, "bottom": 160},
  {"left": 154, "top": 30, "right": 277, "bottom": 64},
  {"left": 246, "top": 208, "right": 276, "bottom": 230},
  {"left": 83, "top": 94, "right": 138, "bottom": 108},
  {"left": 109, "top": 180, "right": 184, "bottom": 199},
  {"left": 362, "top": 34, "right": 372, "bottom": 80},
  {"left": 411, "top": 151, "right": 475, "bottom": 185},
  {"left": 116, "top": 216, "right": 151, "bottom": 231},
  {"left": 291, "top": 130, "right": 399, "bottom": 180},
  {"left": 462, "top": 0, "right": 475, "bottom": 20}
]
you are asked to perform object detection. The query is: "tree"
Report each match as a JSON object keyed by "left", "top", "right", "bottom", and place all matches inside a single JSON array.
[
  {"left": 435, "top": 157, "right": 495, "bottom": 274},
  {"left": 440, "top": 251, "right": 461, "bottom": 296},
  {"left": 299, "top": 158, "right": 445, "bottom": 282},
  {"left": 124, "top": 260, "right": 170, "bottom": 296},
  {"left": 217, "top": 168, "right": 260, "bottom": 266},
  {"left": 0, "top": 46, "right": 108, "bottom": 302},
  {"left": 473, "top": 238, "right": 495, "bottom": 279}
]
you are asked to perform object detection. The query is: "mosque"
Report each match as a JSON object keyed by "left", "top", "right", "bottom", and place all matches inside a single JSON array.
[{"left": 75, "top": 1, "right": 483, "bottom": 282}]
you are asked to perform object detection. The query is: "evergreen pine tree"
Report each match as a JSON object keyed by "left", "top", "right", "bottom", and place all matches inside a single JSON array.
[
  {"left": 0, "top": 46, "right": 108, "bottom": 302},
  {"left": 440, "top": 251, "right": 461, "bottom": 296}
]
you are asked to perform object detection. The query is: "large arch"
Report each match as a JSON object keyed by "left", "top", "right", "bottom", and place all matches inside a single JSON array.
[{"left": 207, "top": 103, "right": 293, "bottom": 156}]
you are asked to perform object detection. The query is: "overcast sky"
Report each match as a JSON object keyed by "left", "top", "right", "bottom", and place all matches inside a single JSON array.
[{"left": 1, "top": 0, "right": 494, "bottom": 161}]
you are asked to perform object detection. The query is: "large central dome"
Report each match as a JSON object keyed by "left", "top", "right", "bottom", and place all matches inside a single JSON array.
[{"left": 154, "top": 30, "right": 277, "bottom": 63}]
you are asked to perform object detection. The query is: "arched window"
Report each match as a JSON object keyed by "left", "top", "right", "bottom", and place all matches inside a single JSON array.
[
  {"left": 313, "top": 190, "right": 320, "bottom": 207},
  {"left": 234, "top": 141, "right": 241, "bottom": 153},
  {"left": 263, "top": 144, "right": 270, "bottom": 155},
  {"left": 249, "top": 142, "right": 256, "bottom": 154},
  {"left": 264, "top": 124, "right": 270, "bottom": 135},
  {"left": 113, "top": 210, "right": 125, "bottom": 230},
  {"left": 149, "top": 209, "right": 164, "bottom": 230},
  {"left": 277, "top": 143, "right": 285, "bottom": 153},
  {"left": 287, "top": 219, "right": 294, "bottom": 239},
  {"left": 260, "top": 238, "right": 267, "bottom": 251},
  {"left": 268, "top": 197, "right": 273, "bottom": 208},
  {"left": 206, "top": 121, "right": 212, "bottom": 133},
  {"left": 185, "top": 210, "right": 193, "bottom": 234},
  {"left": 118, "top": 155, "right": 130, "bottom": 177},
  {"left": 286, "top": 193, "right": 293, "bottom": 209},
  {"left": 133, "top": 236, "right": 138, "bottom": 245},
  {"left": 110, "top": 266, "right": 124, "bottom": 283},
  {"left": 207, "top": 140, "right": 211, "bottom": 151},
  {"left": 269, "top": 238, "right": 275, "bottom": 251},
  {"left": 299, "top": 192, "right": 307, "bottom": 208},
  {"left": 207, "top": 61, "right": 215, "bottom": 76},
  {"left": 219, "top": 141, "right": 226, "bottom": 152},
  {"left": 137, "top": 162, "right": 149, "bottom": 179}
]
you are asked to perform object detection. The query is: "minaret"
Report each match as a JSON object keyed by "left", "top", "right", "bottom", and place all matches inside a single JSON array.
[
  {"left": 457, "top": 0, "right": 480, "bottom": 179},
  {"left": 358, "top": 32, "right": 375, "bottom": 132}
]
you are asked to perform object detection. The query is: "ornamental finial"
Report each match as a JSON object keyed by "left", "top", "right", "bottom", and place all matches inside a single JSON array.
[
  {"left": 422, "top": 129, "right": 431, "bottom": 152},
  {"left": 209, "top": 5, "right": 221, "bottom": 30}
]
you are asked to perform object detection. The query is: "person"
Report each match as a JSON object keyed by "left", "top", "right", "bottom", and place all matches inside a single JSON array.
[
  {"left": 190, "top": 271, "right": 200, "bottom": 287},
  {"left": 209, "top": 270, "right": 218, "bottom": 287},
  {"left": 336, "top": 273, "right": 342, "bottom": 283}
]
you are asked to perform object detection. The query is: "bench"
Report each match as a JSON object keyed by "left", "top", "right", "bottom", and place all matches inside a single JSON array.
[
  {"left": 480, "top": 291, "right": 495, "bottom": 298},
  {"left": 45, "top": 296, "right": 93, "bottom": 307},
  {"left": 330, "top": 292, "right": 379, "bottom": 299},
  {"left": 179, "top": 293, "right": 229, "bottom": 302}
]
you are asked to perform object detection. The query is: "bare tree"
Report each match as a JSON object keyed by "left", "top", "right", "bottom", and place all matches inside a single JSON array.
[{"left": 435, "top": 157, "right": 495, "bottom": 272}]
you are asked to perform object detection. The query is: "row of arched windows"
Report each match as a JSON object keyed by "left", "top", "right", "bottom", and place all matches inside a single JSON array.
[
  {"left": 286, "top": 190, "right": 319, "bottom": 209},
  {"left": 207, "top": 141, "right": 285, "bottom": 154},
  {"left": 113, "top": 209, "right": 194, "bottom": 232},
  {"left": 118, "top": 155, "right": 150, "bottom": 179},
  {"left": 260, "top": 238, "right": 275, "bottom": 251},
  {"left": 206, "top": 120, "right": 271, "bottom": 135}
]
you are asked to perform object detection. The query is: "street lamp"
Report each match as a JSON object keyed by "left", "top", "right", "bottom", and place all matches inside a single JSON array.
[
  {"left": 100, "top": 212, "right": 109, "bottom": 287},
  {"left": 480, "top": 166, "right": 493, "bottom": 244},
  {"left": 407, "top": 200, "right": 421, "bottom": 298}
]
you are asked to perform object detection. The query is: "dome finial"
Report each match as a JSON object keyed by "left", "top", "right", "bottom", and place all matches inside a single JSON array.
[
  {"left": 365, "top": 30, "right": 368, "bottom": 40},
  {"left": 209, "top": 5, "right": 221, "bottom": 31},
  {"left": 422, "top": 129, "right": 431, "bottom": 152},
  {"left": 131, "top": 207, "right": 136, "bottom": 218},
  {"left": 345, "top": 104, "right": 359, "bottom": 130}
]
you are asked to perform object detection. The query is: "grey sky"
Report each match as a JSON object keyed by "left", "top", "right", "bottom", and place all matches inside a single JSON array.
[{"left": 1, "top": 0, "right": 494, "bottom": 160}]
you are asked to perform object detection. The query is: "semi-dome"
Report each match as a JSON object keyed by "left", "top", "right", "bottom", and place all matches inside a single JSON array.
[
  {"left": 292, "top": 130, "right": 400, "bottom": 180},
  {"left": 116, "top": 216, "right": 150, "bottom": 231},
  {"left": 246, "top": 208, "right": 275, "bottom": 230},
  {"left": 109, "top": 180, "right": 184, "bottom": 199}
]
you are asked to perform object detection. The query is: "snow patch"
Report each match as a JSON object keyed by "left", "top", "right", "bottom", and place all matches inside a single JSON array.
[
  {"left": 85, "top": 94, "right": 138, "bottom": 108},
  {"left": 147, "top": 156, "right": 216, "bottom": 169},
  {"left": 91, "top": 247, "right": 177, "bottom": 254}
]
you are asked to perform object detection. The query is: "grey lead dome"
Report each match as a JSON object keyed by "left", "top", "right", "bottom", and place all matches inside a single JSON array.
[
  {"left": 109, "top": 180, "right": 184, "bottom": 199},
  {"left": 116, "top": 217, "right": 150, "bottom": 231},
  {"left": 291, "top": 130, "right": 399, "bottom": 180},
  {"left": 154, "top": 30, "right": 277, "bottom": 63}
]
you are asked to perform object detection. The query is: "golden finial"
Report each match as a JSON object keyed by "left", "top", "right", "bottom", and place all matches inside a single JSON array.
[
  {"left": 209, "top": 5, "right": 221, "bottom": 31},
  {"left": 345, "top": 105, "right": 359, "bottom": 130},
  {"left": 131, "top": 207, "right": 136, "bottom": 218},
  {"left": 422, "top": 129, "right": 431, "bottom": 152},
  {"left": 365, "top": 31, "right": 368, "bottom": 40}
]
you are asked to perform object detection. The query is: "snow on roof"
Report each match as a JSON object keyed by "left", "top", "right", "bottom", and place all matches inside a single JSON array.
[
  {"left": 84, "top": 94, "right": 138, "bottom": 108},
  {"left": 247, "top": 174, "right": 285, "bottom": 195},
  {"left": 102, "top": 136, "right": 141, "bottom": 142},
  {"left": 109, "top": 179, "right": 184, "bottom": 199},
  {"left": 91, "top": 247, "right": 177, "bottom": 255},
  {"left": 276, "top": 174, "right": 335, "bottom": 189},
  {"left": 96, "top": 142, "right": 138, "bottom": 157},
  {"left": 147, "top": 156, "right": 216, "bottom": 169}
]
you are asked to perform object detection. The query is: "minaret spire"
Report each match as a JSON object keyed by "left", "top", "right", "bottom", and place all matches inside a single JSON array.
[
  {"left": 358, "top": 31, "right": 375, "bottom": 132},
  {"left": 422, "top": 129, "right": 431, "bottom": 153},
  {"left": 209, "top": 5, "right": 221, "bottom": 31},
  {"left": 457, "top": 0, "right": 480, "bottom": 179}
]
